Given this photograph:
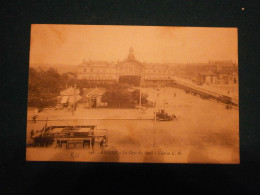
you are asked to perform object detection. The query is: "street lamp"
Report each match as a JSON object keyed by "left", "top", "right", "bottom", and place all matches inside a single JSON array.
[
  {"left": 139, "top": 82, "right": 142, "bottom": 109},
  {"left": 40, "top": 98, "right": 43, "bottom": 112},
  {"left": 72, "top": 84, "right": 77, "bottom": 116}
]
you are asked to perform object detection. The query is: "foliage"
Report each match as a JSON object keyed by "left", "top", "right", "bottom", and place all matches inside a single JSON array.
[
  {"left": 132, "top": 89, "right": 148, "bottom": 104},
  {"left": 101, "top": 83, "right": 134, "bottom": 108},
  {"left": 28, "top": 68, "right": 149, "bottom": 108},
  {"left": 76, "top": 80, "right": 114, "bottom": 93},
  {"left": 102, "top": 84, "right": 149, "bottom": 108},
  {"left": 28, "top": 67, "right": 76, "bottom": 107}
]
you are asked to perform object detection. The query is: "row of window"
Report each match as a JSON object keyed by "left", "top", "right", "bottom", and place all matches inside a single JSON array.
[
  {"left": 145, "top": 69, "right": 174, "bottom": 74},
  {"left": 79, "top": 74, "right": 116, "bottom": 80},
  {"left": 78, "top": 74, "right": 173, "bottom": 80},
  {"left": 82, "top": 68, "right": 115, "bottom": 73},
  {"left": 119, "top": 66, "right": 142, "bottom": 72},
  {"left": 145, "top": 76, "right": 172, "bottom": 80},
  {"left": 81, "top": 67, "right": 174, "bottom": 74}
]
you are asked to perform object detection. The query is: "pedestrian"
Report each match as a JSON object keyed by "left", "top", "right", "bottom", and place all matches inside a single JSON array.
[
  {"left": 100, "top": 139, "right": 105, "bottom": 148},
  {"left": 32, "top": 115, "right": 37, "bottom": 123},
  {"left": 30, "top": 129, "right": 34, "bottom": 138}
]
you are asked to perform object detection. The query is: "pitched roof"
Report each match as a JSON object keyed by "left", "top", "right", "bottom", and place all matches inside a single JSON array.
[
  {"left": 79, "top": 60, "right": 116, "bottom": 68},
  {"left": 208, "top": 60, "right": 235, "bottom": 66},
  {"left": 198, "top": 71, "right": 217, "bottom": 76},
  {"left": 118, "top": 58, "right": 145, "bottom": 67},
  {"left": 60, "top": 87, "right": 80, "bottom": 96},
  {"left": 85, "top": 88, "right": 106, "bottom": 97}
]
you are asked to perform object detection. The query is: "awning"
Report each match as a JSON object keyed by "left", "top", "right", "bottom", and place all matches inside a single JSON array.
[
  {"left": 78, "top": 128, "right": 92, "bottom": 132},
  {"left": 61, "top": 96, "right": 68, "bottom": 104}
]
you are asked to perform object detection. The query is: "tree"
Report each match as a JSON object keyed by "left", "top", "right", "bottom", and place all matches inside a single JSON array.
[
  {"left": 28, "top": 68, "right": 66, "bottom": 107},
  {"left": 101, "top": 83, "right": 149, "bottom": 108},
  {"left": 132, "top": 89, "right": 148, "bottom": 104},
  {"left": 102, "top": 83, "right": 134, "bottom": 108}
]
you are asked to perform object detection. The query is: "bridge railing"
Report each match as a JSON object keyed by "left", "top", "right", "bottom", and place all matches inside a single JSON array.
[{"left": 175, "top": 79, "right": 239, "bottom": 105}]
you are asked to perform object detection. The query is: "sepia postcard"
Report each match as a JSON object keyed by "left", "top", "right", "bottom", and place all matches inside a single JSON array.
[{"left": 26, "top": 24, "right": 239, "bottom": 163}]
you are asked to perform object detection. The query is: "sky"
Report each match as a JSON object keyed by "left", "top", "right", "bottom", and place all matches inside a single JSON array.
[{"left": 29, "top": 24, "right": 238, "bottom": 66}]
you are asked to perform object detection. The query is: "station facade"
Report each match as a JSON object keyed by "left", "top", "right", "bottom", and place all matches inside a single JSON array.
[{"left": 77, "top": 48, "right": 175, "bottom": 86}]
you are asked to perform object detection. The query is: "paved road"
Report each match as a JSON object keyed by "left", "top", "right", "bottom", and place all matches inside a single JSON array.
[{"left": 26, "top": 87, "right": 239, "bottom": 163}]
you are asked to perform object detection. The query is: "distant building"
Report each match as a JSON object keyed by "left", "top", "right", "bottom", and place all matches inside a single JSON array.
[
  {"left": 185, "top": 60, "right": 238, "bottom": 85},
  {"left": 217, "top": 72, "right": 238, "bottom": 84},
  {"left": 197, "top": 71, "right": 238, "bottom": 85},
  {"left": 77, "top": 48, "right": 175, "bottom": 86},
  {"left": 77, "top": 60, "right": 117, "bottom": 82},
  {"left": 197, "top": 72, "right": 218, "bottom": 84},
  {"left": 186, "top": 61, "right": 238, "bottom": 75},
  {"left": 208, "top": 60, "right": 238, "bottom": 74}
]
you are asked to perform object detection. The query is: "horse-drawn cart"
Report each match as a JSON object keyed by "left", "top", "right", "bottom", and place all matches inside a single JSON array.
[{"left": 155, "top": 109, "right": 176, "bottom": 121}]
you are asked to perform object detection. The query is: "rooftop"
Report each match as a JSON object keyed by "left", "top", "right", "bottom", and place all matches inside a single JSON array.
[{"left": 60, "top": 87, "right": 80, "bottom": 96}]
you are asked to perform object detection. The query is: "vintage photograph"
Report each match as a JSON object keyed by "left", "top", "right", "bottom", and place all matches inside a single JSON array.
[{"left": 26, "top": 24, "right": 239, "bottom": 163}]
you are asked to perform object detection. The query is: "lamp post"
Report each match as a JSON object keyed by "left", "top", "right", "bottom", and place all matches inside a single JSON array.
[
  {"left": 138, "top": 77, "right": 142, "bottom": 117},
  {"left": 72, "top": 84, "right": 76, "bottom": 116},
  {"left": 153, "top": 87, "right": 160, "bottom": 148},
  {"left": 139, "top": 82, "right": 142, "bottom": 109},
  {"left": 40, "top": 98, "right": 43, "bottom": 112},
  {"left": 153, "top": 97, "right": 157, "bottom": 148}
]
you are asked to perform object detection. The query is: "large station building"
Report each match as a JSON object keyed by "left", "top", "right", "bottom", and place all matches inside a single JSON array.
[{"left": 77, "top": 48, "right": 176, "bottom": 86}]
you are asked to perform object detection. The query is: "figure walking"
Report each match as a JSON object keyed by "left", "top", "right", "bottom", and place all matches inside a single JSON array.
[{"left": 32, "top": 115, "right": 37, "bottom": 123}]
